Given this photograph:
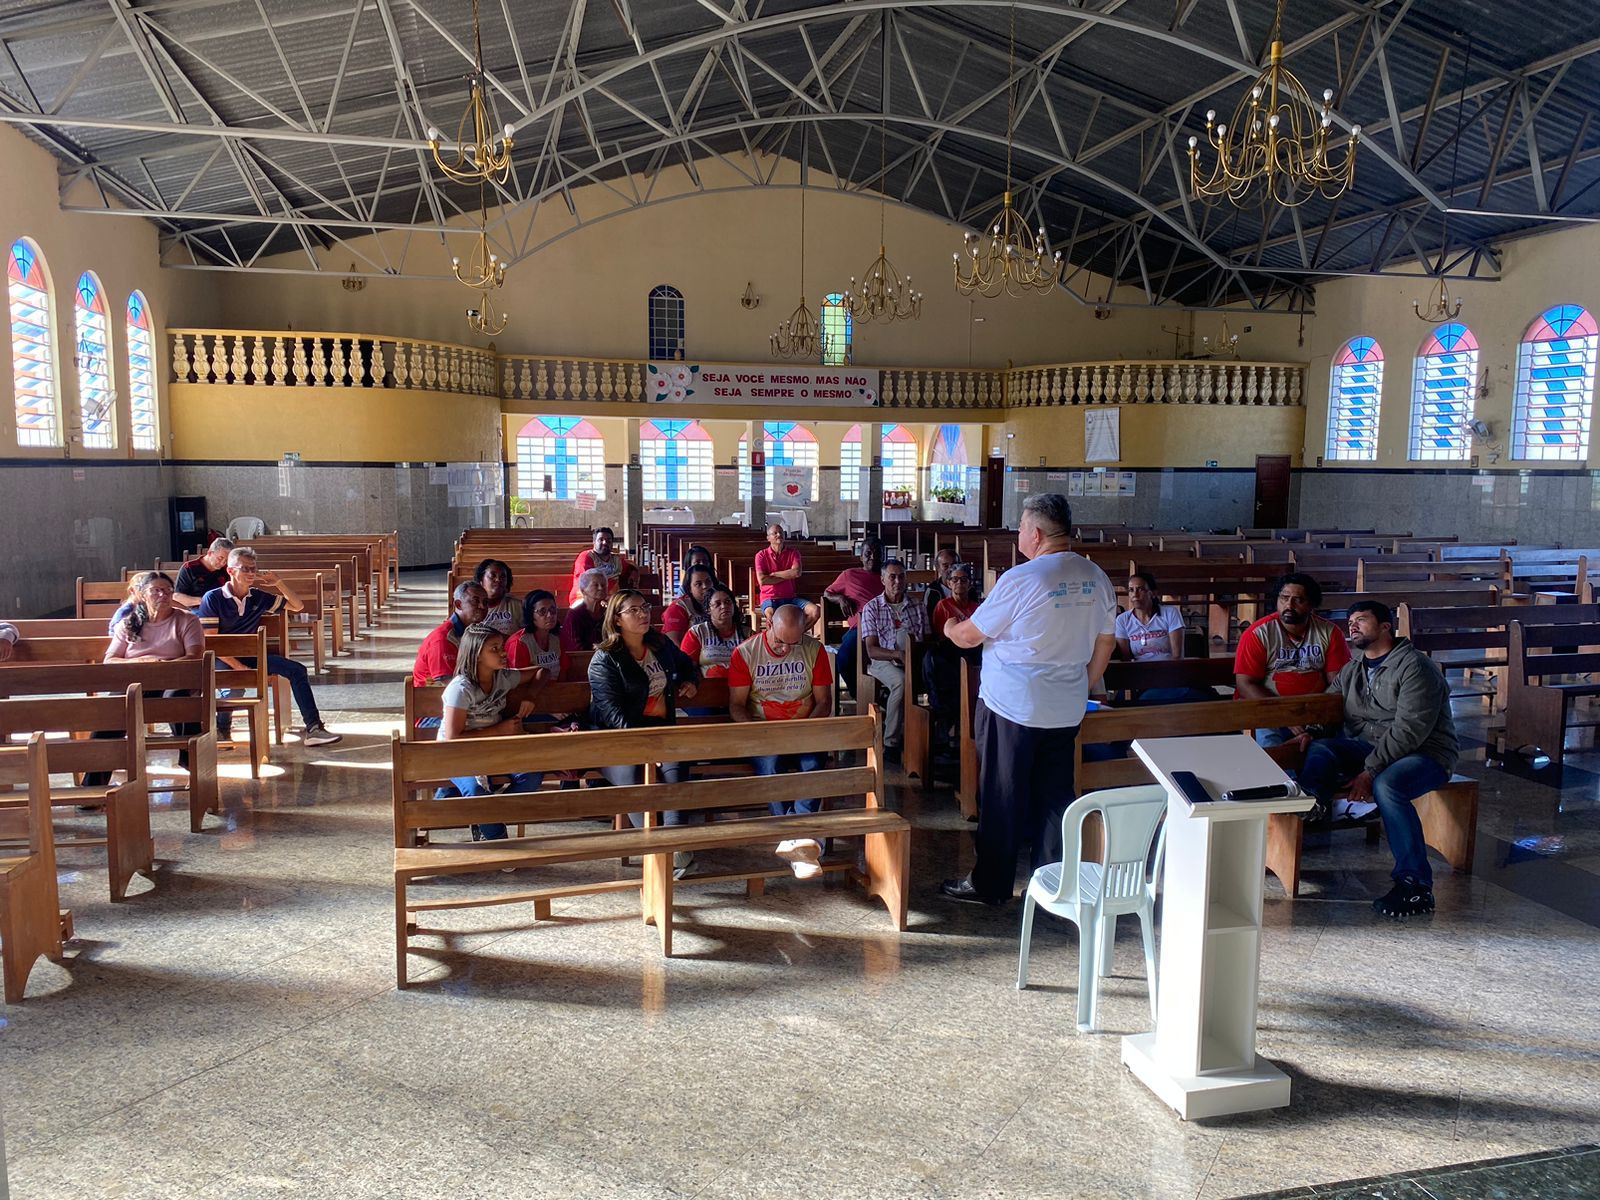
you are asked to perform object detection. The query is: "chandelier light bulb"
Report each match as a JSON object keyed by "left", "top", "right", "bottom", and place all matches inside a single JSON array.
[
  {"left": 1323, "top": 88, "right": 1334, "bottom": 102},
  {"left": 427, "top": 126, "right": 442, "bottom": 142},
  {"left": 1189, "top": 135, "right": 1199, "bottom": 149}
]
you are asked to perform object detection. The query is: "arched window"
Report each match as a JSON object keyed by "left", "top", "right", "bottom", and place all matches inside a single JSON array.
[
  {"left": 1410, "top": 323, "right": 1478, "bottom": 462},
  {"left": 840, "top": 424, "right": 919, "bottom": 502},
  {"left": 820, "top": 292, "right": 851, "bottom": 366},
  {"left": 1326, "top": 337, "right": 1382, "bottom": 462},
  {"left": 73, "top": 272, "right": 114, "bottom": 449},
  {"left": 126, "top": 291, "right": 158, "bottom": 451},
  {"left": 1513, "top": 305, "right": 1598, "bottom": 461},
  {"left": 8, "top": 238, "right": 58, "bottom": 447},
  {"left": 929, "top": 423, "right": 969, "bottom": 494},
  {"left": 515, "top": 416, "right": 605, "bottom": 500},
  {"left": 648, "top": 285, "right": 685, "bottom": 360},
  {"left": 641, "top": 418, "right": 713, "bottom": 501},
  {"left": 739, "top": 422, "right": 819, "bottom": 501}
]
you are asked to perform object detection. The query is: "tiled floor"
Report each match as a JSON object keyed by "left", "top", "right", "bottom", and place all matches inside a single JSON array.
[{"left": 3, "top": 573, "right": 1598, "bottom": 1199}]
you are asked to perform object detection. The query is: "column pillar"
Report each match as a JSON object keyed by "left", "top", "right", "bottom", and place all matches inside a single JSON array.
[
  {"left": 857, "top": 421, "right": 884, "bottom": 534},
  {"left": 622, "top": 418, "right": 644, "bottom": 552},
  {"left": 745, "top": 419, "right": 766, "bottom": 529}
]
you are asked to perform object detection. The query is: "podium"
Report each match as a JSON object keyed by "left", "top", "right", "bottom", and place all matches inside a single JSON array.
[{"left": 1121, "top": 734, "right": 1314, "bottom": 1120}]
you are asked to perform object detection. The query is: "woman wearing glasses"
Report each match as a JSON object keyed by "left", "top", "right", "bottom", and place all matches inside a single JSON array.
[{"left": 588, "top": 589, "right": 703, "bottom": 873}]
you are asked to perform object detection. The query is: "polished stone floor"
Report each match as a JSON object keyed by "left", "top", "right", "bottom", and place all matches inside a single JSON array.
[{"left": 3, "top": 573, "right": 1598, "bottom": 1199}]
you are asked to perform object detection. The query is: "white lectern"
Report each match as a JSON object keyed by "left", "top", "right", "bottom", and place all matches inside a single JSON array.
[{"left": 1121, "top": 734, "right": 1314, "bottom": 1120}]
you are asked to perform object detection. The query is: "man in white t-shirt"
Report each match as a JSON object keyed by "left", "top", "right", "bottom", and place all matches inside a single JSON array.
[{"left": 938, "top": 493, "right": 1117, "bottom": 904}]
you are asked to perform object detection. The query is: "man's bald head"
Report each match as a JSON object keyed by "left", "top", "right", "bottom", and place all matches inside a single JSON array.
[{"left": 768, "top": 602, "right": 805, "bottom": 643}]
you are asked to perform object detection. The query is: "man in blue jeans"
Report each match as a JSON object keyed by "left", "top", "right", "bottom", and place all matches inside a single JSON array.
[
  {"left": 1293, "top": 600, "right": 1457, "bottom": 920},
  {"left": 197, "top": 547, "right": 342, "bottom": 748}
]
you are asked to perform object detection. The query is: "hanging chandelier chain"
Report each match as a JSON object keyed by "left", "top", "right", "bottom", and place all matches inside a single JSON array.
[
  {"left": 427, "top": 0, "right": 514, "bottom": 187},
  {"left": 1415, "top": 37, "right": 1472, "bottom": 323}
]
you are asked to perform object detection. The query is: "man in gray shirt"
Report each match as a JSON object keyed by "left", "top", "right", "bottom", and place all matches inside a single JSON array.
[{"left": 1294, "top": 600, "right": 1458, "bottom": 921}]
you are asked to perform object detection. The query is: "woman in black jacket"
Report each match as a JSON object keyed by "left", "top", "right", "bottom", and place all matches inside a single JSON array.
[{"left": 588, "top": 590, "right": 703, "bottom": 865}]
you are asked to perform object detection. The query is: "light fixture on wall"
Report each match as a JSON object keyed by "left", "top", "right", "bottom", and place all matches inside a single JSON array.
[
  {"left": 1413, "top": 38, "right": 1472, "bottom": 324},
  {"left": 426, "top": 0, "right": 514, "bottom": 186},
  {"left": 770, "top": 183, "right": 820, "bottom": 359},
  {"left": 953, "top": 5, "right": 1063, "bottom": 299},
  {"left": 1187, "top": 0, "right": 1359, "bottom": 208},
  {"left": 466, "top": 291, "right": 507, "bottom": 337},
  {"left": 845, "top": 112, "right": 923, "bottom": 323}
]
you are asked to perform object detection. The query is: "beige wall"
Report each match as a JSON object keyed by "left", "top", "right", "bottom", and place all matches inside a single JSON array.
[
  {"left": 1003, "top": 403, "right": 1304, "bottom": 470},
  {"left": 195, "top": 157, "right": 1191, "bottom": 368},
  {"left": 0, "top": 125, "right": 177, "bottom": 459},
  {"left": 1301, "top": 220, "right": 1600, "bottom": 471}
]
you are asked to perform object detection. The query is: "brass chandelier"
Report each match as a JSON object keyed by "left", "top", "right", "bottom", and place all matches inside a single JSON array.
[
  {"left": 954, "top": 6, "right": 1063, "bottom": 298},
  {"left": 846, "top": 118, "right": 922, "bottom": 323},
  {"left": 1188, "top": 0, "right": 1359, "bottom": 207},
  {"left": 453, "top": 185, "right": 507, "bottom": 291},
  {"left": 427, "top": 0, "right": 514, "bottom": 186},
  {"left": 466, "top": 291, "right": 507, "bottom": 337},
  {"left": 771, "top": 184, "right": 820, "bottom": 359}
]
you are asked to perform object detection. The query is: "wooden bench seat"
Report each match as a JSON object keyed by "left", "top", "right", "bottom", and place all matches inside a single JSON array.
[
  {"left": 1399, "top": 602, "right": 1600, "bottom": 711},
  {"left": 1505, "top": 619, "right": 1600, "bottom": 765},
  {"left": 0, "top": 735, "right": 72, "bottom": 1003},
  {"left": 390, "top": 712, "right": 908, "bottom": 985}
]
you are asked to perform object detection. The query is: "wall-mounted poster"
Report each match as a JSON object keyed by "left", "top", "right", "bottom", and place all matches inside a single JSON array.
[
  {"left": 1085, "top": 409, "right": 1121, "bottom": 462},
  {"left": 1117, "top": 470, "right": 1137, "bottom": 496}
]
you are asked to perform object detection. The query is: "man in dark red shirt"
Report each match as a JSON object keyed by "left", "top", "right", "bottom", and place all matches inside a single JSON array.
[
  {"left": 1234, "top": 572, "right": 1350, "bottom": 748},
  {"left": 413, "top": 581, "right": 489, "bottom": 687},
  {"left": 173, "top": 538, "right": 235, "bottom": 609},
  {"left": 821, "top": 536, "right": 884, "bottom": 696}
]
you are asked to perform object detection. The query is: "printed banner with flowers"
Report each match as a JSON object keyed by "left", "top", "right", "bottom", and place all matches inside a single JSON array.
[{"left": 648, "top": 361, "right": 877, "bottom": 406}]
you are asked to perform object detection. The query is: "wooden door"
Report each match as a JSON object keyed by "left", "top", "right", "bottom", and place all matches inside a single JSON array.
[
  {"left": 983, "top": 457, "right": 1005, "bottom": 527},
  {"left": 1253, "top": 455, "right": 1291, "bottom": 529}
]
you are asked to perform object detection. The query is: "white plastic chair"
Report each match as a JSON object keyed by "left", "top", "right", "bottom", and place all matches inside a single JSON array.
[{"left": 1017, "top": 784, "right": 1168, "bottom": 1033}]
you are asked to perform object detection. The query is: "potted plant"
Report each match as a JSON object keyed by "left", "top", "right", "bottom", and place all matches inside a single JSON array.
[{"left": 927, "top": 485, "right": 966, "bottom": 521}]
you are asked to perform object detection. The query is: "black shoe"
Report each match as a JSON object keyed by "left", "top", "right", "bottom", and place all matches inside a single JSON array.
[
  {"left": 1373, "top": 877, "right": 1435, "bottom": 920},
  {"left": 884, "top": 746, "right": 903, "bottom": 766},
  {"left": 939, "top": 877, "right": 1005, "bottom": 906}
]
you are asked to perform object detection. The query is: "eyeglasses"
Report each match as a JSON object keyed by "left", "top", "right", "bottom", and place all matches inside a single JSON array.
[
  {"left": 618, "top": 605, "right": 651, "bottom": 617},
  {"left": 233, "top": 567, "right": 258, "bottom": 575}
]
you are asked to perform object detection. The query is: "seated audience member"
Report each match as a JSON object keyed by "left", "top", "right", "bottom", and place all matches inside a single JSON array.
[
  {"left": 568, "top": 527, "right": 636, "bottom": 606},
  {"left": 923, "top": 548, "right": 960, "bottom": 624},
  {"left": 754, "top": 523, "right": 821, "bottom": 630},
  {"left": 821, "top": 536, "right": 884, "bottom": 697},
  {"left": 589, "top": 590, "right": 702, "bottom": 868},
  {"left": 414, "top": 581, "right": 489, "bottom": 687},
  {"left": 1234, "top": 571, "right": 1349, "bottom": 747},
  {"left": 473, "top": 558, "right": 519, "bottom": 634},
  {"left": 860, "top": 560, "right": 930, "bottom": 763},
  {"left": 84, "top": 572, "right": 206, "bottom": 786},
  {"left": 173, "top": 538, "right": 235, "bottom": 609},
  {"left": 663, "top": 564, "right": 716, "bottom": 645},
  {"left": 727, "top": 603, "right": 834, "bottom": 879},
  {"left": 1295, "top": 601, "right": 1457, "bottom": 920},
  {"left": 1115, "top": 571, "right": 1214, "bottom": 705},
  {"left": 507, "top": 590, "right": 570, "bottom": 678},
  {"left": 439, "top": 623, "right": 548, "bottom": 842},
  {"left": 925, "top": 563, "right": 981, "bottom": 741},
  {"left": 0, "top": 621, "right": 16, "bottom": 661},
  {"left": 563, "top": 569, "right": 608, "bottom": 651},
  {"left": 680, "top": 585, "right": 751, "bottom": 678},
  {"left": 196, "top": 547, "right": 342, "bottom": 747},
  {"left": 679, "top": 544, "right": 715, "bottom": 592}
]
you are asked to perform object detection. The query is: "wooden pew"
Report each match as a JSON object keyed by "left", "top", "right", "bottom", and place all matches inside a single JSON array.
[
  {"left": 0, "top": 735, "right": 71, "bottom": 1003},
  {"left": 390, "top": 712, "right": 909, "bottom": 984},
  {"left": 0, "top": 687, "right": 154, "bottom": 903},
  {"left": 854, "top": 631, "right": 928, "bottom": 781},
  {"left": 0, "top": 654, "right": 221, "bottom": 832},
  {"left": 1356, "top": 557, "right": 1512, "bottom": 592},
  {"left": 1505, "top": 618, "right": 1600, "bottom": 765},
  {"left": 1399, "top": 602, "right": 1600, "bottom": 708},
  {"left": 1075, "top": 694, "right": 1478, "bottom": 897}
]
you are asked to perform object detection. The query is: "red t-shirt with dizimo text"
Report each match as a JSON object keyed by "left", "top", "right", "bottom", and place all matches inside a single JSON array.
[
  {"left": 1233, "top": 613, "right": 1350, "bottom": 696},
  {"left": 726, "top": 631, "right": 832, "bottom": 720}
]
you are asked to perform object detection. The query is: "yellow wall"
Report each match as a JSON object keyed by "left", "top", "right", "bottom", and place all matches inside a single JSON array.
[
  {"left": 1302, "top": 220, "right": 1600, "bottom": 471},
  {"left": 1003, "top": 404, "right": 1304, "bottom": 469},
  {"left": 171, "top": 383, "right": 502, "bottom": 463},
  {"left": 0, "top": 125, "right": 176, "bottom": 459}
]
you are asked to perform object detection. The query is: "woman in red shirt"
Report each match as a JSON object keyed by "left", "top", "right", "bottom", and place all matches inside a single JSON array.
[
  {"left": 506, "top": 590, "right": 571, "bottom": 679},
  {"left": 663, "top": 564, "right": 716, "bottom": 645},
  {"left": 925, "top": 564, "right": 981, "bottom": 745}
]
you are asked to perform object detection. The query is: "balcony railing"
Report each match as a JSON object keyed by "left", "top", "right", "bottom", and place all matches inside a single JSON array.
[
  {"left": 169, "top": 329, "right": 499, "bottom": 397},
  {"left": 169, "top": 329, "right": 1305, "bottom": 411}
]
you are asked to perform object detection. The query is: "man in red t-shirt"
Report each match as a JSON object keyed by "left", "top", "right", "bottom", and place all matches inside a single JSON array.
[
  {"left": 1234, "top": 571, "right": 1350, "bottom": 748},
  {"left": 821, "top": 536, "right": 884, "bottom": 697},
  {"left": 413, "top": 581, "right": 488, "bottom": 688},
  {"left": 754, "top": 523, "right": 821, "bottom": 632},
  {"left": 567, "top": 527, "right": 636, "bottom": 607},
  {"left": 727, "top": 603, "right": 834, "bottom": 878}
]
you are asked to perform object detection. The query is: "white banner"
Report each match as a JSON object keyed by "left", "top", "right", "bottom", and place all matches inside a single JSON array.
[
  {"left": 648, "top": 362, "right": 878, "bottom": 406},
  {"left": 1085, "top": 409, "right": 1121, "bottom": 462},
  {"left": 769, "top": 465, "right": 813, "bottom": 508}
]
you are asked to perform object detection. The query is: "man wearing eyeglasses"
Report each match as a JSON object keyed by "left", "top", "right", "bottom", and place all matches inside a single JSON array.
[{"left": 196, "top": 546, "right": 341, "bottom": 747}]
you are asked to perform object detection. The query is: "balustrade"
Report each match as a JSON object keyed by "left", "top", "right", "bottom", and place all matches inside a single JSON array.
[{"left": 168, "top": 329, "right": 498, "bottom": 397}]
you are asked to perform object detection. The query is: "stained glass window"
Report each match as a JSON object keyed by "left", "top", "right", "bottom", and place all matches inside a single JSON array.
[
  {"left": 1409, "top": 323, "right": 1477, "bottom": 462},
  {"left": 73, "top": 272, "right": 114, "bottom": 449},
  {"left": 515, "top": 416, "right": 604, "bottom": 501},
  {"left": 126, "top": 291, "right": 158, "bottom": 451},
  {"left": 820, "top": 292, "right": 851, "bottom": 366},
  {"left": 9, "top": 238, "right": 58, "bottom": 447},
  {"left": 1512, "top": 305, "right": 1597, "bottom": 461},
  {"left": 929, "top": 423, "right": 969, "bottom": 493},
  {"left": 1326, "top": 337, "right": 1382, "bottom": 462},
  {"left": 641, "top": 418, "right": 712, "bottom": 501},
  {"left": 840, "top": 424, "right": 918, "bottom": 502},
  {"left": 739, "top": 422, "right": 819, "bottom": 501},
  {"left": 648, "top": 285, "right": 685, "bottom": 361}
]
